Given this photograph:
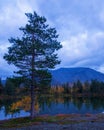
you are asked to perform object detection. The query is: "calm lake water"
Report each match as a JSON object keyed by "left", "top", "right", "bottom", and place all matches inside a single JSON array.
[{"left": 0, "top": 96, "right": 104, "bottom": 120}]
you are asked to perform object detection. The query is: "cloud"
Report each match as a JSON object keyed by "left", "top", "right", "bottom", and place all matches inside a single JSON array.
[
  {"left": 0, "top": 0, "right": 34, "bottom": 40},
  {"left": 58, "top": 30, "right": 104, "bottom": 71},
  {"left": 0, "top": 0, "right": 40, "bottom": 78},
  {"left": 0, "top": 43, "right": 15, "bottom": 78},
  {"left": 1, "top": 0, "right": 104, "bottom": 78}
]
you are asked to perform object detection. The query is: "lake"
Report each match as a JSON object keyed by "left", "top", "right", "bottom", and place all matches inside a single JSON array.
[{"left": 0, "top": 96, "right": 104, "bottom": 120}]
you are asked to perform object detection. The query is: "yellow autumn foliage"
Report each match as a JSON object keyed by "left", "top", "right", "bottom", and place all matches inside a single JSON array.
[{"left": 11, "top": 96, "right": 39, "bottom": 112}]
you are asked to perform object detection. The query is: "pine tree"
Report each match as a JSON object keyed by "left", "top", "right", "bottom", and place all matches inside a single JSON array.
[
  {"left": 4, "top": 12, "right": 62, "bottom": 119},
  {"left": 0, "top": 78, "right": 2, "bottom": 87},
  {"left": 4, "top": 78, "right": 16, "bottom": 95},
  {"left": 76, "top": 80, "right": 83, "bottom": 93},
  {"left": 0, "top": 78, "right": 3, "bottom": 94}
]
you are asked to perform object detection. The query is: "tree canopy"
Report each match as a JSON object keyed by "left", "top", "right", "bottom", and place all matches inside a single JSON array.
[{"left": 4, "top": 11, "right": 62, "bottom": 118}]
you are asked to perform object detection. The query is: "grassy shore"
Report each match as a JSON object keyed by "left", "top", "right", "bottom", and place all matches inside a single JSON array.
[{"left": 0, "top": 113, "right": 104, "bottom": 129}]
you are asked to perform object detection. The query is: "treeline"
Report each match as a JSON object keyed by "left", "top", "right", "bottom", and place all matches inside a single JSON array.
[
  {"left": 0, "top": 77, "right": 29, "bottom": 96},
  {"left": 51, "top": 80, "right": 104, "bottom": 97},
  {"left": 0, "top": 76, "right": 50, "bottom": 96},
  {"left": 0, "top": 77, "right": 104, "bottom": 97}
]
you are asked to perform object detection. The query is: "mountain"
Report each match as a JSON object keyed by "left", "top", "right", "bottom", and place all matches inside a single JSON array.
[
  {"left": 2, "top": 67, "right": 104, "bottom": 86},
  {"left": 50, "top": 67, "right": 104, "bottom": 85}
]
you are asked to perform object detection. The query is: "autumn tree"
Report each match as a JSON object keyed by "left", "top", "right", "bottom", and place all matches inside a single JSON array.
[{"left": 4, "top": 12, "right": 62, "bottom": 119}]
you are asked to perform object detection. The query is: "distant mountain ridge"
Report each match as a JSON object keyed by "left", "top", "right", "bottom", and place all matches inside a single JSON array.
[
  {"left": 50, "top": 67, "right": 104, "bottom": 85},
  {"left": 2, "top": 67, "right": 104, "bottom": 86}
]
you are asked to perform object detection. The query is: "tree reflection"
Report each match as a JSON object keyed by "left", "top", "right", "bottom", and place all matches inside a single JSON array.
[
  {"left": 10, "top": 96, "right": 39, "bottom": 115},
  {"left": 0, "top": 96, "right": 104, "bottom": 118}
]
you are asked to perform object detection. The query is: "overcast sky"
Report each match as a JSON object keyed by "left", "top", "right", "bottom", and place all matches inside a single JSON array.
[{"left": 1, "top": 0, "right": 104, "bottom": 78}]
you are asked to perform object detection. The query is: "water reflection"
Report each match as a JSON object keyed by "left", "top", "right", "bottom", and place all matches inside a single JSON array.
[{"left": 0, "top": 96, "right": 104, "bottom": 120}]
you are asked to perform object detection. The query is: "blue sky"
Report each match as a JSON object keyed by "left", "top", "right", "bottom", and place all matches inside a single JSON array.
[{"left": 1, "top": 0, "right": 104, "bottom": 78}]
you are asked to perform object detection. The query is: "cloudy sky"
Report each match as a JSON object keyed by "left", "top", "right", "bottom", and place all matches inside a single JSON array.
[{"left": 1, "top": 0, "right": 104, "bottom": 78}]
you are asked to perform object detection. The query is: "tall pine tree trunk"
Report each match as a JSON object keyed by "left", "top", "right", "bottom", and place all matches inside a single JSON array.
[
  {"left": 30, "top": 85, "right": 35, "bottom": 119},
  {"left": 30, "top": 48, "right": 36, "bottom": 119}
]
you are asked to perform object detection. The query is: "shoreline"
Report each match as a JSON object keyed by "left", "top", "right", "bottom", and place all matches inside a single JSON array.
[{"left": 0, "top": 113, "right": 104, "bottom": 129}]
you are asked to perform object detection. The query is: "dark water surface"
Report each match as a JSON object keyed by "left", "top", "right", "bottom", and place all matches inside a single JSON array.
[{"left": 0, "top": 96, "right": 104, "bottom": 120}]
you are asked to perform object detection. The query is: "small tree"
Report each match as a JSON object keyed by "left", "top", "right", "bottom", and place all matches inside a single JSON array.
[
  {"left": 4, "top": 78, "right": 16, "bottom": 96},
  {"left": 76, "top": 80, "right": 83, "bottom": 93},
  {"left": 83, "top": 81, "right": 90, "bottom": 93},
  {"left": 0, "top": 78, "right": 3, "bottom": 94},
  {"left": 4, "top": 12, "right": 62, "bottom": 119}
]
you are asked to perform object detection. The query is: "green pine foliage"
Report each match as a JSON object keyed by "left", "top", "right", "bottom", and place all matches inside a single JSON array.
[
  {"left": 4, "top": 78, "right": 16, "bottom": 96},
  {"left": 0, "top": 78, "right": 3, "bottom": 94},
  {"left": 4, "top": 11, "right": 62, "bottom": 118},
  {"left": 51, "top": 79, "right": 104, "bottom": 97}
]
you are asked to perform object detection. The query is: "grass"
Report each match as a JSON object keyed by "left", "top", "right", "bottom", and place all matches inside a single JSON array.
[
  {"left": 0, "top": 114, "right": 80, "bottom": 128},
  {"left": 1, "top": 113, "right": 102, "bottom": 129},
  {"left": 0, "top": 116, "right": 42, "bottom": 128}
]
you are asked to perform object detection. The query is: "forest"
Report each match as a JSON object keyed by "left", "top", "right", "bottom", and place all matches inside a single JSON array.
[{"left": 0, "top": 77, "right": 104, "bottom": 97}]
